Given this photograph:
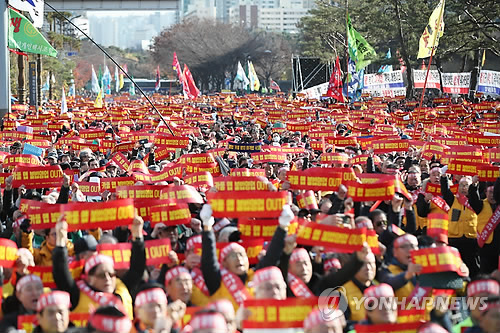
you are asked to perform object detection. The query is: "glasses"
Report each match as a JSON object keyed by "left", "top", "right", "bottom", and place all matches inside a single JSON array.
[
  {"left": 375, "top": 220, "right": 387, "bottom": 227},
  {"left": 94, "top": 271, "right": 116, "bottom": 279}
]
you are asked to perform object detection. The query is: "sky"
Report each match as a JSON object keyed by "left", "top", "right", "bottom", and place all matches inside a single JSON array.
[{"left": 87, "top": 10, "right": 174, "bottom": 18}]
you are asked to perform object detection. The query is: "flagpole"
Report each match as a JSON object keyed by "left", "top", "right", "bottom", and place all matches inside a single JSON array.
[
  {"left": 413, "top": 1, "right": 445, "bottom": 137},
  {"left": 44, "top": 1, "right": 175, "bottom": 136}
]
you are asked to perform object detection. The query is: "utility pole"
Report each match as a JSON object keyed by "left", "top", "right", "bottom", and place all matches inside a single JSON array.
[
  {"left": 37, "top": 54, "right": 42, "bottom": 106},
  {"left": 17, "top": 54, "right": 25, "bottom": 103},
  {"left": 0, "top": 0, "right": 11, "bottom": 118}
]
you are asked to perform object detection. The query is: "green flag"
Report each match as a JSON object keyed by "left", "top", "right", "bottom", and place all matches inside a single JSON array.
[
  {"left": 8, "top": 9, "right": 57, "bottom": 57},
  {"left": 347, "top": 14, "right": 376, "bottom": 71}
]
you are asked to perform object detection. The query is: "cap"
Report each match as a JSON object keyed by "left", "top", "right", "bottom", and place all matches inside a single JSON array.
[
  {"left": 290, "top": 248, "right": 310, "bottom": 264},
  {"left": 164, "top": 266, "right": 191, "bottom": 286},
  {"left": 189, "top": 312, "right": 227, "bottom": 331},
  {"left": 135, "top": 288, "right": 167, "bottom": 308},
  {"left": 251, "top": 267, "right": 285, "bottom": 287},
  {"left": 37, "top": 291, "right": 71, "bottom": 312},
  {"left": 84, "top": 254, "right": 114, "bottom": 275},
  {"left": 219, "top": 242, "right": 246, "bottom": 263},
  {"left": 16, "top": 274, "right": 42, "bottom": 293},
  {"left": 74, "top": 235, "right": 98, "bottom": 256},
  {"left": 467, "top": 279, "right": 500, "bottom": 297}
]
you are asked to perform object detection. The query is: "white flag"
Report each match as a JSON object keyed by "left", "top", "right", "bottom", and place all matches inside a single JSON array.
[
  {"left": 91, "top": 65, "right": 100, "bottom": 94},
  {"left": 61, "top": 87, "right": 67, "bottom": 114},
  {"left": 235, "top": 61, "right": 249, "bottom": 89},
  {"left": 9, "top": 0, "right": 44, "bottom": 28}
]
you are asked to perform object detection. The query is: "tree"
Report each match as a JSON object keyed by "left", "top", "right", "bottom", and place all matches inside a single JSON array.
[{"left": 151, "top": 18, "right": 293, "bottom": 92}]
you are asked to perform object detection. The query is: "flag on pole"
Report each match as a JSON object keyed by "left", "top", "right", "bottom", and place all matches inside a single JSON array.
[
  {"left": 102, "top": 66, "right": 111, "bottom": 95},
  {"left": 155, "top": 65, "right": 161, "bottom": 92},
  {"left": 378, "top": 49, "right": 393, "bottom": 73},
  {"left": 417, "top": 0, "right": 445, "bottom": 59},
  {"left": 347, "top": 14, "right": 376, "bottom": 72},
  {"left": 61, "top": 87, "right": 67, "bottom": 114},
  {"left": 247, "top": 61, "right": 260, "bottom": 92},
  {"left": 173, "top": 52, "right": 190, "bottom": 98},
  {"left": 94, "top": 90, "right": 103, "bottom": 108},
  {"left": 129, "top": 77, "right": 136, "bottom": 96},
  {"left": 42, "top": 74, "right": 50, "bottom": 91},
  {"left": 397, "top": 50, "right": 406, "bottom": 73},
  {"left": 91, "top": 65, "right": 100, "bottom": 94},
  {"left": 115, "top": 65, "right": 120, "bottom": 93},
  {"left": 269, "top": 79, "right": 281, "bottom": 92},
  {"left": 235, "top": 61, "right": 250, "bottom": 90},
  {"left": 183, "top": 64, "right": 200, "bottom": 99},
  {"left": 482, "top": 49, "right": 486, "bottom": 67},
  {"left": 9, "top": 0, "right": 45, "bottom": 28},
  {"left": 326, "top": 56, "right": 345, "bottom": 102}
]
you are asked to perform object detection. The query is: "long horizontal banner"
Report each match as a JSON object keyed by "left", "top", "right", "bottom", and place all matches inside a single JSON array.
[
  {"left": 446, "top": 160, "right": 482, "bottom": 176},
  {"left": 207, "top": 191, "right": 287, "bottom": 218},
  {"left": 227, "top": 142, "right": 262, "bottom": 153},
  {"left": 160, "top": 185, "right": 204, "bottom": 204},
  {"left": 97, "top": 238, "right": 172, "bottom": 269},
  {"left": 297, "top": 221, "right": 368, "bottom": 252},
  {"left": 4, "top": 154, "right": 40, "bottom": 168},
  {"left": 411, "top": 246, "right": 464, "bottom": 276},
  {"left": 61, "top": 199, "right": 135, "bottom": 231},
  {"left": 230, "top": 168, "right": 266, "bottom": 177},
  {"left": 100, "top": 176, "right": 135, "bottom": 192},
  {"left": 134, "top": 198, "right": 175, "bottom": 221},
  {"left": 243, "top": 298, "right": 318, "bottom": 329},
  {"left": 76, "top": 182, "right": 101, "bottom": 196},
  {"left": 287, "top": 167, "right": 342, "bottom": 192},
  {"left": 150, "top": 203, "right": 192, "bottom": 226},
  {"left": 478, "top": 70, "right": 500, "bottom": 96},
  {"left": 12, "top": 165, "right": 63, "bottom": 189},
  {"left": 29, "top": 260, "right": 83, "bottom": 289},
  {"left": 192, "top": 239, "right": 264, "bottom": 265},
  {"left": 370, "top": 140, "right": 409, "bottom": 153},
  {"left": 213, "top": 176, "right": 269, "bottom": 192},
  {"left": 26, "top": 202, "right": 62, "bottom": 230},
  {"left": 442, "top": 72, "right": 471, "bottom": 95},
  {"left": 116, "top": 185, "right": 169, "bottom": 200},
  {"left": 413, "top": 70, "right": 441, "bottom": 89},
  {"left": 238, "top": 217, "right": 299, "bottom": 240},
  {"left": 345, "top": 180, "right": 396, "bottom": 201},
  {"left": 251, "top": 152, "right": 287, "bottom": 164},
  {"left": 184, "top": 172, "right": 214, "bottom": 187},
  {"left": 154, "top": 135, "right": 190, "bottom": 148}
]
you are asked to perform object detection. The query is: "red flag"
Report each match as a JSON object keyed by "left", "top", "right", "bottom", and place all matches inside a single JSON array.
[
  {"left": 155, "top": 65, "right": 160, "bottom": 92},
  {"left": 326, "top": 56, "right": 344, "bottom": 102},
  {"left": 270, "top": 79, "right": 281, "bottom": 92},
  {"left": 172, "top": 52, "right": 184, "bottom": 82},
  {"left": 183, "top": 64, "right": 200, "bottom": 100}
]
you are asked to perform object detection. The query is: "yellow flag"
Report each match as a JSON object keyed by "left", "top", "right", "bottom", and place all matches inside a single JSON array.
[
  {"left": 94, "top": 90, "right": 103, "bottom": 108},
  {"left": 417, "top": 0, "right": 445, "bottom": 59},
  {"left": 119, "top": 74, "right": 124, "bottom": 90},
  {"left": 482, "top": 49, "right": 486, "bottom": 67},
  {"left": 248, "top": 61, "right": 260, "bottom": 91}
]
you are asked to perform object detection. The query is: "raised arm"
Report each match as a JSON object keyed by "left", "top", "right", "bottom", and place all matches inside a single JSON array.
[
  {"left": 199, "top": 204, "right": 222, "bottom": 295},
  {"left": 121, "top": 214, "right": 146, "bottom": 292}
]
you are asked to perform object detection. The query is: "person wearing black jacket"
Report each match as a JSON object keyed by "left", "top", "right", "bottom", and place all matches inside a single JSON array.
[
  {"left": 199, "top": 203, "right": 291, "bottom": 309},
  {"left": 51, "top": 213, "right": 146, "bottom": 319}
]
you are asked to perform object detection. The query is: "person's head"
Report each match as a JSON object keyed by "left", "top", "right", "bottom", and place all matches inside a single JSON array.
[
  {"left": 84, "top": 254, "right": 116, "bottom": 293},
  {"left": 429, "top": 167, "right": 441, "bottom": 184},
  {"left": 10, "top": 141, "right": 22, "bottom": 154},
  {"left": 164, "top": 266, "right": 192, "bottom": 304},
  {"left": 80, "top": 161, "right": 89, "bottom": 173},
  {"left": 44, "top": 227, "right": 57, "bottom": 247},
  {"left": 354, "top": 252, "right": 376, "bottom": 286},
  {"left": 289, "top": 248, "right": 312, "bottom": 284},
  {"left": 16, "top": 275, "right": 44, "bottom": 312},
  {"left": 417, "top": 323, "right": 449, "bottom": 333},
  {"left": 277, "top": 167, "right": 288, "bottom": 181},
  {"left": 61, "top": 155, "right": 70, "bottom": 164},
  {"left": 364, "top": 284, "right": 397, "bottom": 324},
  {"left": 355, "top": 216, "right": 374, "bottom": 230},
  {"left": 458, "top": 177, "right": 472, "bottom": 196},
  {"left": 87, "top": 306, "right": 132, "bottom": 333},
  {"left": 264, "top": 163, "right": 274, "bottom": 178},
  {"left": 407, "top": 171, "right": 421, "bottom": 187},
  {"left": 479, "top": 301, "right": 500, "bottom": 333},
  {"left": 320, "top": 200, "right": 332, "bottom": 214},
  {"left": 393, "top": 234, "right": 419, "bottom": 265},
  {"left": 74, "top": 235, "right": 98, "bottom": 261},
  {"left": 206, "top": 300, "right": 236, "bottom": 332},
  {"left": 467, "top": 278, "right": 500, "bottom": 321},
  {"left": 89, "top": 159, "right": 99, "bottom": 169},
  {"left": 220, "top": 243, "right": 249, "bottom": 276},
  {"left": 188, "top": 310, "right": 228, "bottom": 333},
  {"left": 252, "top": 266, "right": 287, "bottom": 300},
  {"left": 303, "top": 309, "right": 345, "bottom": 333},
  {"left": 134, "top": 285, "right": 168, "bottom": 328},
  {"left": 36, "top": 291, "right": 71, "bottom": 333},
  {"left": 370, "top": 209, "right": 387, "bottom": 236},
  {"left": 486, "top": 185, "right": 496, "bottom": 205}
]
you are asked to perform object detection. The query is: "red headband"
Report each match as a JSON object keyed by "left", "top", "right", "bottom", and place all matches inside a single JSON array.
[
  {"left": 364, "top": 283, "right": 394, "bottom": 298},
  {"left": 186, "top": 235, "right": 202, "bottom": 253},
  {"left": 251, "top": 267, "right": 285, "bottom": 286},
  {"left": 189, "top": 312, "right": 227, "bottom": 330},
  {"left": 84, "top": 254, "right": 114, "bottom": 275},
  {"left": 303, "top": 309, "right": 342, "bottom": 330},
  {"left": 89, "top": 313, "right": 132, "bottom": 333},
  {"left": 37, "top": 291, "right": 71, "bottom": 312},
  {"left": 164, "top": 266, "right": 191, "bottom": 286},
  {"left": 16, "top": 274, "right": 42, "bottom": 293},
  {"left": 290, "top": 248, "right": 310, "bottom": 264},
  {"left": 135, "top": 288, "right": 167, "bottom": 308},
  {"left": 219, "top": 242, "right": 246, "bottom": 263},
  {"left": 394, "top": 234, "right": 418, "bottom": 248},
  {"left": 467, "top": 279, "right": 500, "bottom": 297},
  {"left": 324, "top": 258, "right": 342, "bottom": 271}
]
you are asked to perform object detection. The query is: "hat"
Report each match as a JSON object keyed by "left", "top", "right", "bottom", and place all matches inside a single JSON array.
[
  {"left": 16, "top": 274, "right": 42, "bottom": 293},
  {"left": 74, "top": 235, "right": 98, "bottom": 256},
  {"left": 11, "top": 141, "right": 22, "bottom": 149},
  {"left": 47, "top": 152, "right": 58, "bottom": 160},
  {"left": 164, "top": 266, "right": 191, "bottom": 286},
  {"left": 467, "top": 279, "right": 500, "bottom": 297},
  {"left": 251, "top": 267, "right": 285, "bottom": 287},
  {"left": 135, "top": 288, "right": 167, "bottom": 308},
  {"left": 84, "top": 254, "right": 114, "bottom": 275},
  {"left": 189, "top": 312, "right": 227, "bottom": 331},
  {"left": 219, "top": 242, "right": 246, "bottom": 263},
  {"left": 37, "top": 291, "right": 71, "bottom": 312}
]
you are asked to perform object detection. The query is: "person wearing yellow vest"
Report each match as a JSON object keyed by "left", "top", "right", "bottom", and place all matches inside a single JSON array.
[
  {"left": 452, "top": 278, "right": 500, "bottom": 333},
  {"left": 342, "top": 252, "right": 377, "bottom": 322},
  {"left": 416, "top": 167, "right": 445, "bottom": 231},
  {"left": 440, "top": 173, "right": 479, "bottom": 277},
  {"left": 199, "top": 204, "right": 292, "bottom": 310},
  {"left": 468, "top": 177, "right": 500, "bottom": 274},
  {"left": 86, "top": 306, "right": 133, "bottom": 333},
  {"left": 52, "top": 213, "right": 146, "bottom": 320},
  {"left": 33, "top": 291, "right": 72, "bottom": 333},
  {"left": 378, "top": 234, "right": 421, "bottom": 301}
]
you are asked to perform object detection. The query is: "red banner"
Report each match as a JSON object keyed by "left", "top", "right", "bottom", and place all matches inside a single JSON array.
[
  {"left": 478, "top": 164, "right": 500, "bottom": 182},
  {"left": 287, "top": 167, "right": 342, "bottom": 191},
  {"left": 12, "top": 165, "right": 63, "bottom": 189},
  {"left": 370, "top": 140, "right": 409, "bottom": 153},
  {"left": 251, "top": 152, "right": 287, "bottom": 164},
  {"left": 230, "top": 168, "right": 266, "bottom": 177},
  {"left": 100, "top": 176, "right": 135, "bottom": 192},
  {"left": 296, "top": 222, "right": 369, "bottom": 253},
  {"left": 61, "top": 199, "right": 135, "bottom": 231},
  {"left": 184, "top": 172, "right": 214, "bottom": 187},
  {"left": 154, "top": 135, "right": 189, "bottom": 148},
  {"left": 239, "top": 217, "right": 299, "bottom": 240},
  {"left": 80, "top": 129, "right": 106, "bottom": 140},
  {"left": 76, "top": 182, "right": 101, "bottom": 196},
  {"left": 446, "top": 160, "right": 482, "bottom": 176},
  {"left": 134, "top": 198, "right": 175, "bottom": 221},
  {"left": 411, "top": 246, "right": 465, "bottom": 276},
  {"left": 116, "top": 185, "right": 169, "bottom": 200},
  {"left": 345, "top": 180, "right": 396, "bottom": 202},
  {"left": 26, "top": 202, "right": 62, "bottom": 230},
  {"left": 160, "top": 185, "right": 204, "bottom": 204},
  {"left": 242, "top": 298, "right": 318, "bottom": 329},
  {"left": 111, "top": 152, "right": 130, "bottom": 171},
  {"left": 207, "top": 191, "right": 287, "bottom": 218},
  {"left": 468, "top": 134, "right": 500, "bottom": 147},
  {"left": 97, "top": 239, "right": 172, "bottom": 269},
  {"left": 326, "top": 137, "right": 358, "bottom": 147},
  {"left": 28, "top": 260, "right": 83, "bottom": 289},
  {"left": 0, "top": 239, "right": 18, "bottom": 268},
  {"left": 213, "top": 176, "right": 269, "bottom": 191},
  {"left": 3, "top": 154, "right": 40, "bottom": 168},
  {"left": 296, "top": 190, "right": 319, "bottom": 210},
  {"left": 150, "top": 203, "right": 192, "bottom": 226}
]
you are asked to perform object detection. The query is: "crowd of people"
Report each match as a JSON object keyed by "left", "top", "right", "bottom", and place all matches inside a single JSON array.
[{"left": 0, "top": 91, "right": 499, "bottom": 333}]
